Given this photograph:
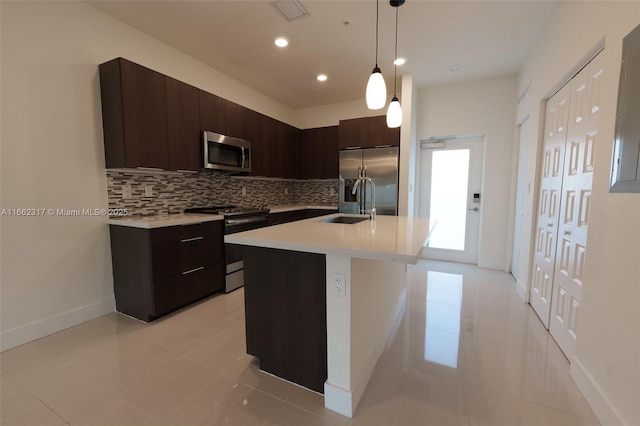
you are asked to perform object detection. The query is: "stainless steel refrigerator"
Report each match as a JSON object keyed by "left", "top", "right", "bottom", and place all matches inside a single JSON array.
[{"left": 339, "top": 147, "right": 399, "bottom": 216}]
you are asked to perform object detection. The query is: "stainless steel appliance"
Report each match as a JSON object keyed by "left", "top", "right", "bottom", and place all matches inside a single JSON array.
[
  {"left": 339, "top": 147, "right": 399, "bottom": 215},
  {"left": 184, "top": 205, "right": 269, "bottom": 292},
  {"left": 203, "top": 131, "right": 251, "bottom": 172}
]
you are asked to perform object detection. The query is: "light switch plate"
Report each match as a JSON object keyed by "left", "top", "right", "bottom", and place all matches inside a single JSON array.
[{"left": 144, "top": 185, "right": 153, "bottom": 197}]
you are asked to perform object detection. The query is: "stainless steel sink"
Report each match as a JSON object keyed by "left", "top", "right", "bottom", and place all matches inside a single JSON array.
[{"left": 321, "top": 216, "right": 370, "bottom": 224}]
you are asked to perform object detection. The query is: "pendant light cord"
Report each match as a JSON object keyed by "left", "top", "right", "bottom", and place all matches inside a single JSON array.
[
  {"left": 375, "top": 0, "right": 380, "bottom": 66},
  {"left": 393, "top": 5, "right": 398, "bottom": 95}
]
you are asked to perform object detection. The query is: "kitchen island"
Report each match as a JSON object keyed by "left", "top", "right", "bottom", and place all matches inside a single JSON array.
[{"left": 225, "top": 213, "right": 433, "bottom": 417}]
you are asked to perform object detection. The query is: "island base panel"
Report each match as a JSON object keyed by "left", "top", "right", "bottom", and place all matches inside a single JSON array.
[{"left": 243, "top": 246, "right": 327, "bottom": 393}]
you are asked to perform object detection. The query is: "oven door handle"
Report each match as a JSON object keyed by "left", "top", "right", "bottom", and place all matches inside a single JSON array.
[
  {"left": 226, "top": 217, "right": 267, "bottom": 226},
  {"left": 240, "top": 147, "right": 246, "bottom": 169}
]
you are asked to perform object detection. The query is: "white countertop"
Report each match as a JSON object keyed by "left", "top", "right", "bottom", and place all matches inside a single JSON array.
[
  {"left": 106, "top": 205, "right": 336, "bottom": 229},
  {"left": 267, "top": 205, "right": 337, "bottom": 213},
  {"left": 225, "top": 213, "right": 434, "bottom": 264},
  {"left": 106, "top": 213, "right": 224, "bottom": 229}
]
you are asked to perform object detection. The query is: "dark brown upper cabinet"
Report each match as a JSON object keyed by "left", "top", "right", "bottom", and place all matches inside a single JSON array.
[
  {"left": 226, "top": 101, "right": 249, "bottom": 140},
  {"left": 166, "top": 79, "right": 201, "bottom": 172},
  {"left": 246, "top": 110, "right": 270, "bottom": 177},
  {"left": 300, "top": 126, "right": 339, "bottom": 179},
  {"left": 338, "top": 117, "right": 369, "bottom": 150},
  {"left": 199, "top": 90, "right": 226, "bottom": 135},
  {"left": 280, "top": 122, "right": 300, "bottom": 179},
  {"left": 99, "top": 58, "right": 168, "bottom": 169},
  {"left": 368, "top": 115, "right": 401, "bottom": 147},
  {"left": 338, "top": 115, "right": 400, "bottom": 149}
]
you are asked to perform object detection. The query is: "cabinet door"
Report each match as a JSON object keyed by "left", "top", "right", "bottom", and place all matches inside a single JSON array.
[
  {"left": 264, "top": 116, "right": 282, "bottom": 177},
  {"left": 226, "top": 101, "right": 249, "bottom": 140},
  {"left": 281, "top": 122, "right": 300, "bottom": 179},
  {"left": 166, "top": 78, "right": 201, "bottom": 172},
  {"left": 100, "top": 58, "right": 168, "bottom": 169},
  {"left": 246, "top": 110, "right": 269, "bottom": 177},
  {"left": 301, "top": 126, "right": 339, "bottom": 179},
  {"left": 199, "top": 90, "right": 226, "bottom": 135},
  {"left": 369, "top": 115, "right": 400, "bottom": 147},
  {"left": 299, "top": 129, "right": 316, "bottom": 179},
  {"left": 319, "top": 126, "right": 339, "bottom": 177},
  {"left": 339, "top": 117, "right": 369, "bottom": 149},
  {"left": 119, "top": 59, "right": 169, "bottom": 169}
]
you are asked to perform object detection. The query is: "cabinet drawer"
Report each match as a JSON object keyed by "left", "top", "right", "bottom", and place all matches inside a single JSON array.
[
  {"left": 153, "top": 263, "right": 222, "bottom": 316},
  {"left": 149, "top": 221, "right": 222, "bottom": 245},
  {"left": 151, "top": 234, "right": 218, "bottom": 280}
]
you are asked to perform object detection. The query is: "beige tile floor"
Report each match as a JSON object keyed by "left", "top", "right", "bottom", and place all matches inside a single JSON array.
[{"left": 0, "top": 260, "right": 599, "bottom": 426}]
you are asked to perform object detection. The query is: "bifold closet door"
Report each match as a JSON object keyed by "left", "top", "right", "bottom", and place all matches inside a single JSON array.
[
  {"left": 549, "top": 54, "right": 603, "bottom": 358},
  {"left": 530, "top": 84, "right": 571, "bottom": 329}
]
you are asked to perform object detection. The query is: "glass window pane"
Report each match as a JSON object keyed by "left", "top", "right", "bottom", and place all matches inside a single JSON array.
[{"left": 428, "top": 149, "right": 470, "bottom": 250}]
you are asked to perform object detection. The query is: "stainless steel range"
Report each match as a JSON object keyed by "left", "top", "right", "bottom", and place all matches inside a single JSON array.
[{"left": 184, "top": 205, "right": 270, "bottom": 293}]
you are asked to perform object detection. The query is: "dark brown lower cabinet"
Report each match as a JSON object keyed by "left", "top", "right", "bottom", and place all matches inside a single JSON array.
[
  {"left": 109, "top": 221, "right": 224, "bottom": 322},
  {"left": 267, "top": 208, "right": 337, "bottom": 226},
  {"left": 243, "top": 246, "right": 327, "bottom": 393}
]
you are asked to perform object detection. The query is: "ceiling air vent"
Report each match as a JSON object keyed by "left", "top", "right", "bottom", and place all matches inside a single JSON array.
[{"left": 270, "top": 0, "right": 310, "bottom": 22}]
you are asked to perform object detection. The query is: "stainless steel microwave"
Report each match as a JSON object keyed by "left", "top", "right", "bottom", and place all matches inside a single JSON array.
[{"left": 203, "top": 131, "right": 251, "bottom": 172}]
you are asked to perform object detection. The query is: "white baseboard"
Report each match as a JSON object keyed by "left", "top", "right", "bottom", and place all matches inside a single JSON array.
[
  {"left": 570, "top": 356, "right": 627, "bottom": 426},
  {"left": 324, "top": 381, "right": 353, "bottom": 418},
  {"left": 324, "top": 288, "right": 407, "bottom": 418},
  {"left": 1, "top": 297, "right": 115, "bottom": 351},
  {"left": 477, "top": 259, "right": 507, "bottom": 270},
  {"left": 515, "top": 279, "right": 529, "bottom": 303}
]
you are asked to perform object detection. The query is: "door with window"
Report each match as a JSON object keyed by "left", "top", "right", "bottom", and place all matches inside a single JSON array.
[{"left": 419, "top": 137, "right": 483, "bottom": 264}]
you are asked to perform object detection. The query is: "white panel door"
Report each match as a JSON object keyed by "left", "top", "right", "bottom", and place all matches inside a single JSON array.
[
  {"left": 530, "top": 84, "right": 571, "bottom": 328},
  {"left": 549, "top": 54, "right": 603, "bottom": 358}
]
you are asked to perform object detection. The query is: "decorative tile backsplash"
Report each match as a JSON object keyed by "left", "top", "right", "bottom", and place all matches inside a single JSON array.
[{"left": 107, "top": 170, "right": 339, "bottom": 216}]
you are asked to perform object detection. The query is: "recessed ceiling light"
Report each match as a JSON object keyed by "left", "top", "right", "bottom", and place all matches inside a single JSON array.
[
  {"left": 274, "top": 37, "right": 289, "bottom": 48},
  {"left": 317, "top": 74, "right": 328, "bottom": 82},
  {"left": 449, "top": 65, "right": 463, "bottom": 73},
  {"left": 394, "top": 58, "right": 406, "bottom": 66}
]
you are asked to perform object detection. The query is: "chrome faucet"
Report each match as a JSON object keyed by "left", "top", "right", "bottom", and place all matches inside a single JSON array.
[{"left": 351, "top": 166, "right": 376, "bottom": 221}]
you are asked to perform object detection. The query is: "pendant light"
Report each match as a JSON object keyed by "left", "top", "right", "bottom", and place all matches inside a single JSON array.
[
  {"left": 366, "top": 0, "right": 387, "bottom": 110},
  {"left": 386, "top": 0, "right": 403, "bottom": 128}
]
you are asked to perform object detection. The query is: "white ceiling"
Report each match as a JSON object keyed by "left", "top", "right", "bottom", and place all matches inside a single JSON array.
[{"left": 87, "top": 0, "right": 559, "bottom": 109}]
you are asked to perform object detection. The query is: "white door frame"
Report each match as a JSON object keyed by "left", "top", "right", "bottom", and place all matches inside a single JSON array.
[{"left": 418, "top": 135, "right": 485, "bottom": 264}]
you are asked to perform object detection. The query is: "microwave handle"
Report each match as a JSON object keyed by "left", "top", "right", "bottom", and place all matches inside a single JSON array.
[{"left": 241, "top": 147, "right": 246, "bottom": 169}]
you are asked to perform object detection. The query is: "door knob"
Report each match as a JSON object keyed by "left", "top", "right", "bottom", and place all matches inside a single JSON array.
[
  {"left": 563, "top": 229, "right": 572, "bottom": 235},
  {"left": 467, "top": 207, "right": 479, "bottom": 212}
]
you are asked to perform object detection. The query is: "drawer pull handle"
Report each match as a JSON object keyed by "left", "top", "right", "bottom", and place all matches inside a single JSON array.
[
  {"left": 180, "top": 236, "right": 203, "bottom": 243},
  {"left": 182, "top": 266, "right": 205, "bottom": 275}
]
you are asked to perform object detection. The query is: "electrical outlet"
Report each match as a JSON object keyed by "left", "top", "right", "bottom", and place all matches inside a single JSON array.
[
  {"left": 332, "top": 273, "right": 346, "bottom": 297},
  {"left": 144, "top": 185, "right": 153, "bottom": 197},
  {"left": 285, "top": 188, "right": 289, "bottom": 195},
  {"left": 242, "top": 187, "right": 247, "bottom": 196},
  {"left": 330, "top": 187, "right": 335, "bottom": 197},
  {"left": 122, "top": 183, "right": 132, "bottom": 199}
]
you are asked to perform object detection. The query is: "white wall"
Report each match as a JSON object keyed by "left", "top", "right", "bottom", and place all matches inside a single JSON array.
[
  {"left": 0, "top": 1, "right": 295, "bottom": 350},
  {"left": 398, "top": 74, "right": 417, "bottom": 217},
  {"left": 516, "top": 2, "right": 640, "bottom": 425},
  {"left": 416, "top": 76, "right": 517, "bottom": 269},
  {"left": 294, "top": 80, "right": 406, "bottom": 129}
]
